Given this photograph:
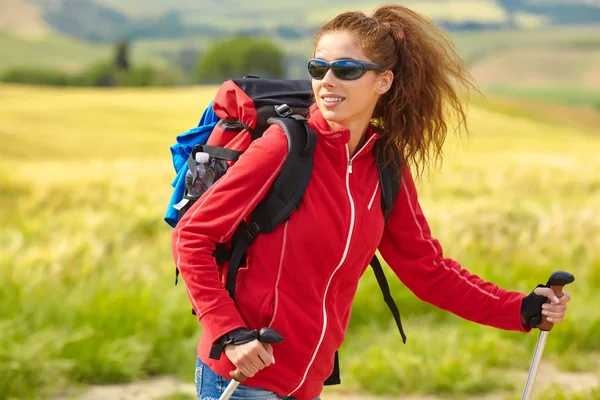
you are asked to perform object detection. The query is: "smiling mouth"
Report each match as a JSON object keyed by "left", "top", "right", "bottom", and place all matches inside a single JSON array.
[{"left": 321, "top": 96, "right": 345, "bottom": 104}]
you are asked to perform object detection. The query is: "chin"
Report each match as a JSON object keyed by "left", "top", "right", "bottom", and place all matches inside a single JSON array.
[{"left": 317, "top": 105, "right": 346, "bottom": 125}]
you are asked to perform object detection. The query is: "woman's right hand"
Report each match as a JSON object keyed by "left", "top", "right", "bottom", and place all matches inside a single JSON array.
[{"left": 224, "top": 340, "right": 275, "bottom": 378}]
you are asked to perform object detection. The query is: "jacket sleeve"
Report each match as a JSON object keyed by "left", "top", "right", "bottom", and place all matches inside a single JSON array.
[
  {"left": 171, "top": 125, "right": 289, "bottom": 344},
  {"left": 377, "top": 165, "right": 531, "bottom": 332}
]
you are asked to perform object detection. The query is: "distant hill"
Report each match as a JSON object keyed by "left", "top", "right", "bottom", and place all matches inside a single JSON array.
[
  {"left": 0, "top": 0, "right": 50, "bottom": 37},
  {"left": 3, "top": 0, "right": 598, "bottom": 44},
  {"left": 1, "top": 0, "right": 599, "bottom": 90}
]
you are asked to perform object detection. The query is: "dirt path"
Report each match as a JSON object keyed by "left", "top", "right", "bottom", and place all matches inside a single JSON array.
[{"left": 59, "top": 361, "right": 598, "bottom": 400}]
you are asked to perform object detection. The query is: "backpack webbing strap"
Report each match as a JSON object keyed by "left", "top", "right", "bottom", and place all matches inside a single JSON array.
[
  {"left": 186, "top": 145, "right": 242, "bottom": 186},
  {"left": 372, "top": 155, "right": 405, "bottom": 342},
  {"left": 193, "top": 145, "right": 242, "bottom": 163},
  {"left": 224, "top": 115, "right": 317, "bottom": 296},
  {"left": 370, "top": 254, "right": 407, "bottom": 343},
  {"left": 210, "top": 112, "right": 317, "bottom": 361},
  {"left": 249, "top": 115, "right": 318, "bottom": 232},
  {"left": 377, "top": 154, "right": 400, "bottom": 224},
  {"left": 225, "top": 221, "right": 259, "bottom": 298}
]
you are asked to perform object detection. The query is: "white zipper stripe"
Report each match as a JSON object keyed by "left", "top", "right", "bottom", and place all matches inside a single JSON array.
[
  {"left": 401, "top": 179, "right": 500, "bottom": 300},
  {"left": 269, "top": 221, "right": 289, "bottom": 326},
  {"left": 288, "top": 144, "right": 357, "bottom": 396},
  {"left": 288, "top": 135, "right": 378, "bottom": 395},
  {"left": 367, "top": 180, "right": 379, "bottom": 210}
]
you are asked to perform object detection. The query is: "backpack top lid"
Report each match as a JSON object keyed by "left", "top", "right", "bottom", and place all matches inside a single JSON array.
[{"left": 207, "top": 78, "right": 314, "bottom": 151}]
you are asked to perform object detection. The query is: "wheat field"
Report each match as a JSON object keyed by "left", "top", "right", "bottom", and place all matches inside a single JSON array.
[{"left": 1, "top": 83, "right": 599, "bottom": 399}]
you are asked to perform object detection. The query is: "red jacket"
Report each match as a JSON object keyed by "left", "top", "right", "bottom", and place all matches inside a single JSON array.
[{"left": 171, "top": 105, "right": 530, "bottom": 399}]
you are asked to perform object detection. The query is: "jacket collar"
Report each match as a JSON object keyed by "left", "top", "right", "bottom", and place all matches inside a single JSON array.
[{"left": 307, "top": 103, "right": 381, "bottom": 152}]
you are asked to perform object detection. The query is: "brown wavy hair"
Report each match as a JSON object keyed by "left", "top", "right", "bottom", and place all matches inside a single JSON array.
[{"left": 313, "top": 4, "right": 478, "bottom": 181}]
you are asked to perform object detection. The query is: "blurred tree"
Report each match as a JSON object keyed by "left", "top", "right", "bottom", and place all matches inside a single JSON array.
[
  {"left": 195, "top": 36, "right": 285, "bottom": 83},
  {"left": 115, "top": 39, "right": 130, "bottom": 70},
  {"left": 178, "top": 48, "right": 202, "bottom": 74},
  {"left": 77, "top": 61, "right": 118, "bottom": 86},
  {"left": 0, "top": 68, "right": 71, "bottom": 86}
]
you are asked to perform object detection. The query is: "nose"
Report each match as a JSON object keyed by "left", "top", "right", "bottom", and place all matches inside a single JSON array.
[{"left": 320, "top": 67, "right": 337, "bottom": 87}]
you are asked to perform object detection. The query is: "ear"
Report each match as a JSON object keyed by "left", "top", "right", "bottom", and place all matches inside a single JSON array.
[{"left": 376, "top": 70, "right": 394, "bottom": 95}]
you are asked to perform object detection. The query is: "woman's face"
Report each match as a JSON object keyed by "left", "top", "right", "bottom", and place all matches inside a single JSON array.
[{"left": 311, "top": 31, "right": 393, "bottom": 130}]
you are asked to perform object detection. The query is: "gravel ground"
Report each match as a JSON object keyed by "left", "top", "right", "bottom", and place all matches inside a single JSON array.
[{"left": 56, "top": 361, "right": 598, "bottom": 400}]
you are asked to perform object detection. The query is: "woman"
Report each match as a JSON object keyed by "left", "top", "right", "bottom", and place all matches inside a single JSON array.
[{"left": 172, "top": 5, "right": 571, "bottom": 400}]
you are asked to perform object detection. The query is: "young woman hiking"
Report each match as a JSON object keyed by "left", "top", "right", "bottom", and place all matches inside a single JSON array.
[{"left": 172, "top": 5, "right": 571, "bottom": 400}]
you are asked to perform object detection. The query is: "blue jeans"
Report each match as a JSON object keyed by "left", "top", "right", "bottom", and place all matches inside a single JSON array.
[{"left": 195, "top": 357, "right": 321, "bottom": 400}]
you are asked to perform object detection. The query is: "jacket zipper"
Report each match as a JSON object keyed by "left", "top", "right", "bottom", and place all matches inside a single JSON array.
[
  {"left": 288, "top": 134, "right": 377, "bottom": 396},
  {"left": 347, "top": 135, "right": 376, "bottom": 174}
]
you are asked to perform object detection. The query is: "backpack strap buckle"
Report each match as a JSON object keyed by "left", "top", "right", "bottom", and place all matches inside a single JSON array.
[
  {"left": 245, "top": 221, "right": 261, "bottom": 240},
  {"left": 274, "top": 104, "right": 293, "bottom": 118}
]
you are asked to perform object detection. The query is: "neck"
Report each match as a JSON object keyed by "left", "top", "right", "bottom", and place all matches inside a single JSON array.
[{"left": 329, "top": 118, "right": 371, "bottom": 157}]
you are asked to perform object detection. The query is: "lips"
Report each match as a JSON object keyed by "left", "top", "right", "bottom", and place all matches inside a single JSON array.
[{"left": 320, "top": 94, "right": 345, "bottom": 107}]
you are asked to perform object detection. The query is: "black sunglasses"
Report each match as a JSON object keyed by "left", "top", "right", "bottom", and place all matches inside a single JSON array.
[{"left": 307, "top": 58, "right": 385, "bottom": 81}]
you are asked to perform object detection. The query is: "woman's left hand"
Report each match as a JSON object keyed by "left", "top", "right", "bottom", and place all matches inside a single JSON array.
[{"left": 534, "top": 287, "right": 571, "bottom": 324}]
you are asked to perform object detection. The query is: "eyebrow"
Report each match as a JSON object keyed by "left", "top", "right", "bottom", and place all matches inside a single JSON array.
[{"left": 313, "top": 55, "right": 360, "bottom": 61}]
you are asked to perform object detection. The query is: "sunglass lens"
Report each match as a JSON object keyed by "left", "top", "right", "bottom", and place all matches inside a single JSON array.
[
  {"left": 308, "top": 60, "right": 328, "bottom": 79},
  {"left": 331, "top": 60, "right": 364, "bottom": 80}
]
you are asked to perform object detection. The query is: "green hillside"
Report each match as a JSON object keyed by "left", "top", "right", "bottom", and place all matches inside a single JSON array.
[
  {"left": 97, "top": 0, "right": 600, "bottom": 27},
  {"left": 11, "top": 0, "right": 600, "bottom": 45},
  {"left": 0, "top": 32, "right": 111, "bottom": 72},
  {"left": 2, "top": 0, "right": 600, "bottom": 94}
]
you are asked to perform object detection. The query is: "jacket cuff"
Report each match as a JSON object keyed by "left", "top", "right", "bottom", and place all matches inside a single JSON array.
[
  {"left": 515, "top": 293, "right": 533, "bottom": 333},
  {"left": 199, "top": 303, "right": 248, "bottom": 346}
]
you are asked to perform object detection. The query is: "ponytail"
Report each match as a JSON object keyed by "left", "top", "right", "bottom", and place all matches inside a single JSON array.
[{"left": 314, "top": 5, "right": 477, "bottom": 180}]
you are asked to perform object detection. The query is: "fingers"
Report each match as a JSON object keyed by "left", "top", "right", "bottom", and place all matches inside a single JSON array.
[
  {"left": 532, "top": 288, "right": 571, "bottom": 324},
  {"left": 542, "top": 301, "right": 567, "bottom": 323},
  {"left": 239, "top": 364, "right": 257, "bottom": 379},
  {"left": 244, "top": 341, "right": 267, "bottom": 377},
  {"left": 534, "top": 287, "right": 571, "bottom": 304},
  {"left": 224, "top": 340, "right": 274, "bottom": 379},
  {"left": 258, "top": 343, "right": 274, "bottom": 366},
  {"left": 542, "top": 308, "right": 565, "bottom": 322}
]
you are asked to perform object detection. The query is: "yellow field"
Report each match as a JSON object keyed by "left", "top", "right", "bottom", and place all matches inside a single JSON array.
[{"left": 1, "top": 83, "right": 599, "bottom": 399}]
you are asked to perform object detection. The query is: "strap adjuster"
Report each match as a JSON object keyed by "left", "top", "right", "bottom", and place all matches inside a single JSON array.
[
  {"left": 274, "top": 104, "right": 293, "bottom": 118},
  {"left": 246, "top": 221, "right": 260, "bottom": 240}
]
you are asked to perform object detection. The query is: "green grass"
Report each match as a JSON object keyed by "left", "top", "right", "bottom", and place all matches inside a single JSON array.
[
  {"left": 0, "top": 32, "right": 112, "bottom": 73},
  {"left": 157, "top": 394, "right": 196, "bottom": 400},
  {"left": 500, "top": 384, "right": 600, "bottom": 400},
  {"left": 0, "top": 84, "right": 599, "bottom": 399},
  {"left": 0, "top": 32, "right": 177, "bottom": 75},
  {"left": 482, "top": 86, "right": 600, "bottom": 109}
]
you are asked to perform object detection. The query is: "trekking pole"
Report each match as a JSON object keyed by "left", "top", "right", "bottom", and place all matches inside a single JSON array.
[
  {"left": 521, "top": 271, "right": 574, "bottom": 400},
  {"left": 218, "top": 327, "right": 284, "bottom": 400}
]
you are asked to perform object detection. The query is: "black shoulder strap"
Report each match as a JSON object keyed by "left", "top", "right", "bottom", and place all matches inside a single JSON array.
[
  {"left": 250, "top": 114, "right": 318, "bottom": 232},
  {"left": 210, "top": 110, "right": 317, "bottom": 361},
  {"left": 377, "top": 154, "right": 401, "bottom": 223},
  {"left": 369, "top": 254, "right": 407, "bottom": 343},
  {"left": 224, "top": 112, "right": 317, "bottom": 300},
  {"left": 370, "top": 155, "right": 406, "bottom": 342}
]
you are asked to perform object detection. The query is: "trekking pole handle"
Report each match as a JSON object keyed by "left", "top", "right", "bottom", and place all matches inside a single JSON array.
[
  {"left": 536, "top": 271, "right": 574, "bottom": 332},
  {"left": 229, "top": 327, "right": 283, "bottom": 382}
]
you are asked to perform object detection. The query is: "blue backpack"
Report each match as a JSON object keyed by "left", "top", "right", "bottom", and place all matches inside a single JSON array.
[{"left": 164, "top": 100, "right": 220, "bottom": 229}]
